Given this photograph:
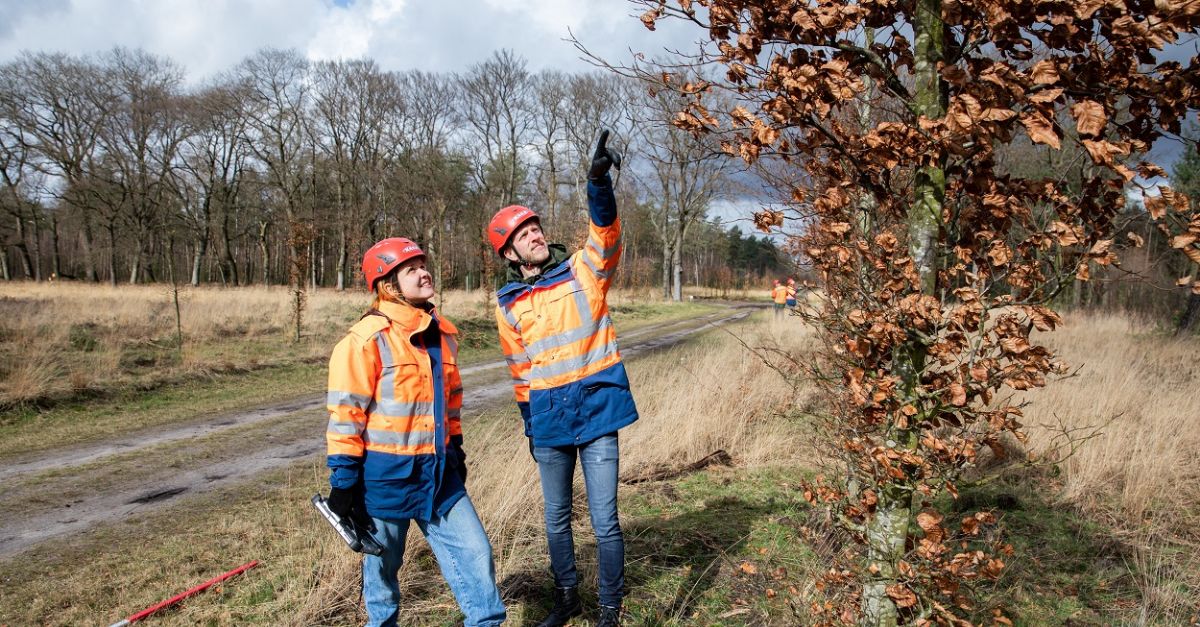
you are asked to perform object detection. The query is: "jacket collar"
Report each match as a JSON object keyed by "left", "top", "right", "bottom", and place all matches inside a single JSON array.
[
  {"left": 374, "top": 299, "right": 457, "bottom": 338},
  {"left": 503, "top": 242, "right": 570, "bottom": 286}
]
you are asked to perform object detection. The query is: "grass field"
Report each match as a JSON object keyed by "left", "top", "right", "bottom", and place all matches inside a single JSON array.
[{"left": 0, "top": 286, "right": 1196, "bottom": 625}]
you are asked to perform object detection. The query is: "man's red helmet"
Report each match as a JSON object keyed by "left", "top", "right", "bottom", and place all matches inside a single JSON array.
[
  {"left": 773, "top": 279, "right": 780, "bottom": 285},
  {"left": 361, "top": 237, "right": 424, "bottom": 291},
  {"left": 487, "top": 205, "right": 539, "bottom": 255}
]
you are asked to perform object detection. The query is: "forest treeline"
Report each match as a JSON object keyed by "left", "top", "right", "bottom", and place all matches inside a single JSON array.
[
  {"left": 1, "top": 46, "right": 1195, "bottom": 325},
  {"left": 0, "top": 47, "right": 789, "bottom": 297}
]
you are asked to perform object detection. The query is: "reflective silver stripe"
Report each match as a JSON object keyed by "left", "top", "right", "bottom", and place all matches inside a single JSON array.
[
  {"left": 530, "top": 340, "right": 619, "bottom": 380},
  {"left": 374, "top": 333, "right": 397, "bottom": 412},
  {"left": 363, "top": 429, "right": 437, "bottom": 447},
  {"left": 367, "top": 399, "right": 436, "bottom": 417},
  {"left": 327, "top": 391, "right": 372, "bottom": 409},
  {"left": 586, "top": 234, "right": 620, "bottom": 260},
  {"left": 526, "top": 316, "right": 612, "bottom": 357},
  {"left": 449, "top": 386, "right": 463, "bottom": 397},
  {"left": 512, "top": 375, "right": 530, "bottom": 386},
  {"left": 327, "top": 419, "right": 363, "bottom": 435},
  {"left": 505, "top": 351, "right": 530, "bottom": 365},
  {"left": 502, "top": 305, "right": 521, "bottom": 333},
  {"left": 580, "top": 252, "right": 611, "bottom": 280},
  {"left": 447, "top": 408, "right": 462, "bottom": 420},
  {"left": 572, "top": 279, "right": 591, "bottom": 313}
]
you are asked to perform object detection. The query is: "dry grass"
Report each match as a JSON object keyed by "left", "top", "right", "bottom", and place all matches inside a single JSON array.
[
  {"left": 0, "top": 283, "right": 637, "bottom": 409},
  {"left": 1019, "top": 310, "right": 1200, "bottom": 624}
]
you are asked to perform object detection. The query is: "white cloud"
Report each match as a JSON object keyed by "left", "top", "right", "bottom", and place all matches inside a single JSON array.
[{"left": 0, "top": 0, "right": 701, "bottom": 82}]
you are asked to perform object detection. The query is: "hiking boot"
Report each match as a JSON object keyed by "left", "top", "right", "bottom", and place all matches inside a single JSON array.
[
  {"left": 597, "top": 605, "right": 621, "bottom": 627},
  {"left": 534, "top": 586, "right": 582, "bottom": 627}
]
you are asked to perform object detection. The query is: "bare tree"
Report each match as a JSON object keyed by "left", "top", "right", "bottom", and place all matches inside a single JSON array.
[
  {"left": 96, "top": 48, "right": 189, "bottom": 284},
  {"left": 0, "top": 52, "right": 116, "bottom": 282}
]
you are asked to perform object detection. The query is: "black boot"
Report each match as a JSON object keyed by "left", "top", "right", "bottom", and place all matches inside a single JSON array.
[
  {"left": 535, "top": 586, "right": 582, "bottom": 627},
  {"left": 597, "top": 605, "right": 621, "bottom": 627}
]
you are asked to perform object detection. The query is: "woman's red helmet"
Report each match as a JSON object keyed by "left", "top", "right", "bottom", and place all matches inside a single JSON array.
[
  {"left": 361, "top": 237, "right": 424, "bottom": 291},
  {"left": 487, "top": 205, "right": 540, "bottom": 255}
]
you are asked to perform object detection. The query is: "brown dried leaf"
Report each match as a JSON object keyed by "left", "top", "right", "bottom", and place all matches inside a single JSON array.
[
  {"left": 886, "top": 584, "right": 919, "bottom": 608},
  {"left": 949, "top": 383, "right": 968, "bottom": 406},
  {"left": 1021, "top": 111, "right": 1061, "bottom": 149},
  {"left": 1030, "top": 60, "right": 1060, "bottom": 85},
  {"left": 1071, "top": 100, "right": 1107, "bottom": 137},
  {"left": 639, "top": 9, "right": 659, "bottom": 31}
]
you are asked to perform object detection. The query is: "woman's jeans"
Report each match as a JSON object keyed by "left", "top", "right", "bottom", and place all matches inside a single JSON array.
[
  {"left": 533, "top": 432, "right": 625, "bottom": 608},
  {"left": 362, "top": 495, "right": 506, "bottom": 627}
]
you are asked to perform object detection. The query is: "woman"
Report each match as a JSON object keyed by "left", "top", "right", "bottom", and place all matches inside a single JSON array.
[{"left": 324, "top": 237, "right": 506, "bottom": 627}]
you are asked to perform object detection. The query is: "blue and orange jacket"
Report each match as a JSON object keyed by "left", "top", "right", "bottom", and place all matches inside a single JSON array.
[
  {"left": 326, "top": 299, "right": 466, "bottom": 521},
  {"left": 495, "top": 175, "right": 639, "bottom": 447}
]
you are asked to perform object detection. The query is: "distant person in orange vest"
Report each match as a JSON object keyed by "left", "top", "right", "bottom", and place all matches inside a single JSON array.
[
  {"left": 771, "top": 279, "right": 787, "bottom": 318},
  {"left": 325, "top": 238, "right": 506, "bottom": 627},
  {"left": 488, "top": 130, "right": 634, "bottom": 627},
  {"left": 786, "top": 277, "right": 798, "bottom": 311}
]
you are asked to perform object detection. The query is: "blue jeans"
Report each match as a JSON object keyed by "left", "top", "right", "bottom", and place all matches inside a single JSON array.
[
  {"left": 362, "top": 495, "right": 506, "bottom": 627},
  {"left": 533, "top": 433, "right": 625, "bottom": 607}
]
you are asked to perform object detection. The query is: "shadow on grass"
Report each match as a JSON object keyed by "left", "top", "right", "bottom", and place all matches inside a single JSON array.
[
  {"left": 623, "top": 495, "right": 779, "bottom": 623},
  {"left": 952, "top": 472, "right": 1141, "bottom": 625}
]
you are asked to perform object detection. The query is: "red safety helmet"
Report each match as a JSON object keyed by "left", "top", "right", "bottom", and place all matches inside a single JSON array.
[
  {"left": 361, "top": 237, "right": 425, "bottom": 291},
  {"left": 773, "top": 279, "right": 780, "bottom": 285},
  {"left": 487, "top": 205, "right": 540, "bottom": 255}
]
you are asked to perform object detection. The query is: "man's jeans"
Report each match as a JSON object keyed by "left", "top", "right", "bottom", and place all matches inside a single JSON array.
[
  {"left": 362, "top": 495, "right": 507, "bottom": 627},
  {"left": 533, "top": 433, "right": 625, "bottom": 608}
]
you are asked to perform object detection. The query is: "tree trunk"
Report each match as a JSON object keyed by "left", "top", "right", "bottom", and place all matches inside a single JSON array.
[
  {"left": 336, "top": 224, "right": 347, "bottom": 291},
  {"left": 106, "top": 223, "right": 118, "bottom": 287},
  {"left": 50, "top": 214, "right": 62, "bottom": 279},
  {"left": 861, "top": 0, "right": 945, "bottom": 623},
  {"left": 1178, "top": 291, "right": 1200, "bottom": 336},
  {"left": 191, "top": 234, "right": 207, "bottom": 286},
  {"left": 30, "top": 212, "right": 42, "bottom": 282},
  {"left": 259, "top": 221, "right": 270, "bottom": 286},
  {"left": 15, "top": 215, "right": 34, "bottom": 279},
  {"left": 1, "top": 249, "right": 9, "bottom": 280},
  {"left": 129, "top": 241, "right": 142, "bottom": 285},
  {"left": 661, "top": 241, "right": 672, "bottom": 299},
  {"left": 221, "top": 211, "right": 239, "bottom": 286},
  {"left": 81, "top": 213, "right": 99, "bottom": 282},
  {"left": 671, "top": 236, "right": 683, "bottom": 302}
]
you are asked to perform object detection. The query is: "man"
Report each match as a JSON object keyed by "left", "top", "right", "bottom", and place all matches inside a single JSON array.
[
  {"left": 488, "top": 130, "right": 636, "bottom": 627},
  {"left": 771, "top": 279, "right": 786, "bottom": 318},
  {"left": 325, "top": 237, "right": 506, "bottom": 627}
]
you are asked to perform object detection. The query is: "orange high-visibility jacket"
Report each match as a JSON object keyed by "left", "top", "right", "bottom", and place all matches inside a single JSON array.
[
  {"left": 772, "top": 285, "right": 787, "bottom": 304},
  {"left": 495, "top": 178, "right": 639, "bottom": 447},
  {"left": 326, "top": 299, "right": 466, "bottom": 520}
]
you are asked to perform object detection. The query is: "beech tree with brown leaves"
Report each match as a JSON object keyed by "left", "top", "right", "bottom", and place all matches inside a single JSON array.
[{"left": 633, "top": 0, "right": 1200, "bottom": 624}]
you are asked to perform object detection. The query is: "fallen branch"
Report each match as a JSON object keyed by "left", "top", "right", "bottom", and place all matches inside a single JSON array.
[{"left": 620, "top": 450, "right": 733, "bottom": 485}]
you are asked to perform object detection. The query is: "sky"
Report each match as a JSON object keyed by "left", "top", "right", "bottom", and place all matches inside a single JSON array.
[
  {"left": 0, "top": 0, "right": 699, "bottom": 82},
  {"left": 0, "top": 0, "right": 1191, "bottom": 223}
]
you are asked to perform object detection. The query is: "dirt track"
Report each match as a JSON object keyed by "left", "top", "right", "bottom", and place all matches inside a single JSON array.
[{"left": 0, "top": 304, "right": 756, "bottom": 558}]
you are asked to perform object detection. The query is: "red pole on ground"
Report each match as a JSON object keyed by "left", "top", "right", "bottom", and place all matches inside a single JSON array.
[{"left": 107, "top": 560, "right": 259, "bottom": 627}]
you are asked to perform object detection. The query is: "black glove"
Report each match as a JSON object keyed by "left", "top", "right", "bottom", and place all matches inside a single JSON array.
[
  {"left": 328, "top": 486, "right": 373, "bottom": 532},
  {"left": 451, "top": 443, "right": 468, "bottom": 482},
  {"left": 588, "top": 129, "right": 621, "bottom": 182}
]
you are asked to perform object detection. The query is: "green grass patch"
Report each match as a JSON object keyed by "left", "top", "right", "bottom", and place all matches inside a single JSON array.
[{"left": 951, "top": 472, "right": 1144, "bottom": 626}]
